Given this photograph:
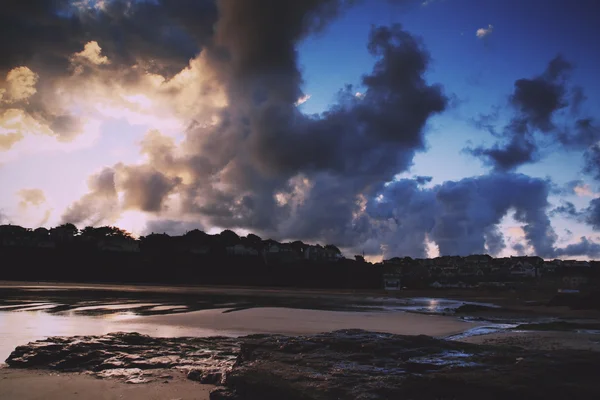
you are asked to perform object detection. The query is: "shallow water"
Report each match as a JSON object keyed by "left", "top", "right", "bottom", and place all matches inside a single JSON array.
[{"left": 0, "top": 282, "right": 496, "bottom": 362}]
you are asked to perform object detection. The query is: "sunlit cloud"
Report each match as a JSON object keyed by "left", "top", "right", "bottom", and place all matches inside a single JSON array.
[
  {"left": 476, "top": 24, "right": 494, "bottom": 39},
  {"left": 4, "top": 67, "right": 39, "bottom": 102},
  {"left": 70, "top": 41, "right": 110, "bottom": 66},
  {"left": 17, "top": 188, "right": 46, "bottom": 210},
  {"left": 574, "top": 183, "right": 597, "bottom": 197},
  {"left": 425, "top": 234, "right": 440, "bottom": 258},
  {"left": 295, "top": 94, "right": 311, "bottom": 106}
]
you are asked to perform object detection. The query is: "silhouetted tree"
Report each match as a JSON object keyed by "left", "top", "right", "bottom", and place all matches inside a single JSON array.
[
  {"left": 246, "top": 233, "right": 262, "bottom": 244},
  {"left": 184, "top": 229, "right": 209, "bottom": 243},
  {"left": 51, "top": 223, "right": 79, "bottom": 237},
  {"left": 81, "top": 226, "right": 131, "bottom": 239},
  {"left": 33, "top": 227, "right": 50, "bottom": 238},
  {"left": 220, "top": 229, "right": 240, "bottom": 246}
]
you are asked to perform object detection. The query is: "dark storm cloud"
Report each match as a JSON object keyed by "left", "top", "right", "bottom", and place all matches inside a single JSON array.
[
  {"left": 584, "top": 198, "right": 600, "bottom": 231},
  {"left": 467, "top": 55, "right": 599, "bottom": 171},
  {"left": 554, "top": 197, "right": 600, "bottom": 234},
  {"left": 558, "top": 118, "right": 600, "bottom": 150},
  {"left": 117, "top": 164, "right": 182, "bottom": 213},
  {"left": 555, "top": 236, "right": 600, "bottom": 258},
  {"left": 0, "top": 0, "right": 217, "bottom": 76},
  {"left": 509, "top": 55, "right": 571, "bottom": 133},
  {"left": 162, "top": 16, "right": 447, "bottom": 246},
  {"left": 57, "top": 0, "right": 582, "bottom": 259},
  {"left": 245, "top": 24, "right": 446, "bottom": 178},
  {"left": 0, "top": 0, "right": 219, "bottom": 145},
  {"left": 584, "top": 144, "right": 600, "bottom": 181},
  {"left": 369, "top": 173, "right": 557, "bottom": 258},
  {"left": 467, "top": 133, "right": 538, "bottom": 171},
  {"left": 551, "top": 201, "right": 582, "bottom": 218}
]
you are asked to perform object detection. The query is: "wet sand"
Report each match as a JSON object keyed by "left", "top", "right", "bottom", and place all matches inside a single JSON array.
[
  {"left": 461, "top": 330, "right": 600, "bottom": 351},
  {"left": 121, "top": 306, "right": 476, "bottom": 337},
  {"left": 0, "top": 368, "right": 213, "bottom": 400}
]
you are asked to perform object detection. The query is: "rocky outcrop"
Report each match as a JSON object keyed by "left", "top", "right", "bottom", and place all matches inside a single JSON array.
[
  {"left": 6, "top": 332, "right": 239, "bottom": 385},
  {"left": 6, "top": 330, "right": 600, "bottom": 399},
  {"left": 217, "top": 329, "right": 600, "bottom": 399}
]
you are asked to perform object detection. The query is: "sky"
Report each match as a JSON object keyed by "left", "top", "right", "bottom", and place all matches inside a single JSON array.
[{"left": 1, "top": 0, "right": 600, "bottom": 260}]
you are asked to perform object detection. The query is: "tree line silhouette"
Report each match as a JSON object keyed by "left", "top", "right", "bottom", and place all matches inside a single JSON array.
[{"left": 0, "top": 223, "right": 381, "bottom": 289}]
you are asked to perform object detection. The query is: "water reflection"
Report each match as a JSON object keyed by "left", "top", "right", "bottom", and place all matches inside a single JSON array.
[{"left": 0, "top": 283, "right": 501, "bottom": 363}]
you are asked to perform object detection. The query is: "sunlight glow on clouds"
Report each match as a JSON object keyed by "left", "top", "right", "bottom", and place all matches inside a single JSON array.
[
  {"left": 4, "top": 67, "right": 39, "bottom": 102},
  {"left": 574, "top": 183, "right": 597, "bottom": 197},
  {"left": 1, "top": 0, "right": 600, "bottom": 260},
  {"left": 476, "top": 24, "right": 494, "bottom": 39},
  {"left": 295, "top": 94, "right": 311, "bottom": 106},
  {"left": 71, "top": 41, "right": 110, "bottom": 66}
]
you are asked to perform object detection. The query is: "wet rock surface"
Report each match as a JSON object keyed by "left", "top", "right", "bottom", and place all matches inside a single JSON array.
[
  {"left": 5, "top": 332, "right": 239, "bottom": 385},
  {"left": 6, "top": 330, "right": 600, "bottom": 399}
]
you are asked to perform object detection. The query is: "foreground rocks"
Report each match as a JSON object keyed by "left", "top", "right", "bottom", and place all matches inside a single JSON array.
[
  {"left": 6, "top": 332, "right": 239, "bottom": 385},
  {"left": 6, "top": 330, "right": 600, "bottom": 399}
]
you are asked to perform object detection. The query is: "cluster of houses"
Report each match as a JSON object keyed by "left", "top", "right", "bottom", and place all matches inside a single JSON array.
[
  {"left": 380, "top": 254, "right": 598, "bottom": 290},
  {"left": 1, "top": 223, "right": 598, "bottom": 290}
]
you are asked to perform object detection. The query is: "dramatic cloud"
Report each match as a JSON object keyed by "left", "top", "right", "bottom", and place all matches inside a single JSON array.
[
  {"left": 115, "top": 164, "right": 182, "bottom": 213},
  {"left": 0, "top": 0, "right": 220, "bottom": 152},
  {"left": 6, "top": 0, "right": 595, "bottom": 259},
  {"left": 551, "top": 201, "right": 581, "bottom": 218},
  {"left": 369, "top": 173, "right": 557, "bottom": 258},
  {"left": 467, "top": 55, "right": 600, "bottom": 171},
  {"left": 61, "top": 167, "right": 119, "bottom": 225},
  {"left": 54, "top": 1, "right": 448, "bottom": 254},
  {"left": 555, "top": 236, "right": 600, "bottom": 259},
  {"left": 4, "top": 67, "right": 39, "bottom": 102},
  {"left": 574, "top": 183, "right": 596, "bottom": 197},
  {"left": 584, "top": 198, "right": 600, "bottom": 231},
  {"left": 476, "top": 24, "right": 493, "bottom": 39},
  {"left": 584, "top": 144, "right": 600, "bottom": 181},
  {"left": 70, "top": 41, "right": 109, "bottom": 66},
  {"left": 295, "top": 94, "right": 312, "bottom": 106}
]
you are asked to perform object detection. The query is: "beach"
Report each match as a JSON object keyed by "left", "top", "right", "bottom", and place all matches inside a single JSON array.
[
  {"left": 0, "top": 368, "right": 214, "bottom": 400},
  {"left": 3, "top": 282, "right": 600, "bottom": 399},
  {"left": 121, "top": 306, "right": 476, "bottom": 337}
]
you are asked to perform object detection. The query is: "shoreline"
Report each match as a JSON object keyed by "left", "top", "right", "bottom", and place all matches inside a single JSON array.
[
  {"left": 115, "top": 306, "right": 477, "bottom": 338},
  {"left": 5, "top": 329, "right": 600, "bottom": 400}
]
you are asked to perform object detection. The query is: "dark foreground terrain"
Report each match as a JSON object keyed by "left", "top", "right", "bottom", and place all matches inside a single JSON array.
[{"left": 6, "top": 330, "right": 600, "bottom": 400}]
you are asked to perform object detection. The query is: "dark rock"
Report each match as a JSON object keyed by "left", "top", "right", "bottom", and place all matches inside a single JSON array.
[
  {"left": 187, "top": 369, "right": 223, "bottom": 384},
  {"left": 209, "top": 387, "right": 242, "bottom": 400},
  {"left": 224, "top": 329, "right": 600, "bottom": 400},
  {"left": 6, "top": 329, "right": 600, "bottom": 399},
  {"left": 5, "top": 332, "right": 239, "bottom": 382}
]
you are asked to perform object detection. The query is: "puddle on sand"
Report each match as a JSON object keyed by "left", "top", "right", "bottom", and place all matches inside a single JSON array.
[
  {"left": 445, "top": 324, "right": 518, "bottom": 341},
  {"left": 409, "top": 350, "right": 479, "bottom": 368},
  {"left": 147, "top": 305, "right": 188, "bottom": 312}
]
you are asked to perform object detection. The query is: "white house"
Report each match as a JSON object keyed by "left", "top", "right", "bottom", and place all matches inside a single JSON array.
[{"left": 509, "top": 262, "right": 536, "bottom": 278}]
